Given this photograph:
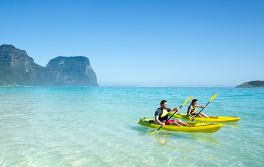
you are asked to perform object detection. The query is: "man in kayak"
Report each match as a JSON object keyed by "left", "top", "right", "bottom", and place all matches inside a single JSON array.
[
  {"left": 155, "top": 100, "right": 190, "bottom": 126},
  {"left": 187, "top": 99, "right": 208, "bottom": 119}
]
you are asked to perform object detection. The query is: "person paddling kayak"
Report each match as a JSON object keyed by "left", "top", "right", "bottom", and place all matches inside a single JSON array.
[
  {"left": 155, "top": 100, "right": 190, "bottom": 126},
  {"left": 187, "top": 99, "right": 208, "bottom": 119}
]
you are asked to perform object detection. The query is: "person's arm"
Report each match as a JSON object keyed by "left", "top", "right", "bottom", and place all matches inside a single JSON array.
[
  {"left": 168, "top": 107, "right": 179, "bottom": 113},
  {"left": 196, "top": 105, "right": 205, "bottom": 108},
  {"left": 155, "top": 116, "right": 165, "bottom": 126},
  {"left": 154, "top": 109, "right": 165, "bottom": 125}
]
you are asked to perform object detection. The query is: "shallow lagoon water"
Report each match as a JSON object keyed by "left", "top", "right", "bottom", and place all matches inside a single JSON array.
[{"left": 0, "top": 87, "right": 263, "bottom": 167}]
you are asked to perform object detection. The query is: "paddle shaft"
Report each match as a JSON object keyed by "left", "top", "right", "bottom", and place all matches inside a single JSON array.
[{"left": 156, "top": 104, "right": 184, "bottom": 131}]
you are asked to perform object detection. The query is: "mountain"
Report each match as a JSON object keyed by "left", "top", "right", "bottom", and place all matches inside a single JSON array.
[
  {"left": 0, "top": 44, "right": 98, "bottom": 86},
  {"left": 46, "top": 56, "right": 97, "bottom": 85},
  {"left": 236, "top": 81, "right": 264, "bottom": 88},
  {"left": 0, "top": 44, "right": 49, "bottom": 85}
]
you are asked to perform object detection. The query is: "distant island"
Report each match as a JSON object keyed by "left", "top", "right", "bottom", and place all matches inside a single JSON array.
[
  {"left": 0, "top": 44, "right": 98, "bottom": 86},
  {"left": 236, "top": 81, "right": 264, "bottom": 88}
]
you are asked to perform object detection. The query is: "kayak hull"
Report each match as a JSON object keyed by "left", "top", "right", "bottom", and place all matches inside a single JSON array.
[
  {"left": 138, "top": 118, "right": 222, "bottom": 133},
  {"left": 170, "top": 113, "right": 240, "bottom": 123}
]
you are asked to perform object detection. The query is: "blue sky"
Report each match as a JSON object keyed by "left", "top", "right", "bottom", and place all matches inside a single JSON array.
[{"left": 0, "top": 0, "right": 263, "bottom": 86}]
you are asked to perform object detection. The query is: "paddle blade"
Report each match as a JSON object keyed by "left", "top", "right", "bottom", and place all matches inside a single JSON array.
[
  {"left": 181, "top": 96, "right": 193, "bottom": 107},
  {"left": 148, "top": 130, "right": 158, "bottom": 135},
  {"left": 209, "top": 93, "right": 218, "bottom": 103}
]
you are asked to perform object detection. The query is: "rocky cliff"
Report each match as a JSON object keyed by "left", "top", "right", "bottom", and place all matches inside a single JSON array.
[
  {"left": 46, "top": 56, "right": 97, "bottom": 85},
  {"left": 0, "top": 44, "right": 98, "bottom": 86}
]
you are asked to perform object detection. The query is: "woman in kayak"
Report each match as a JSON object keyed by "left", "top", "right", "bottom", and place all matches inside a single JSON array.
[
  {"left": 187, "top": 99, "right": 208, "bottom": 119},
  {"left": 155, "top": 100, "right": 190, "bottom": 126}
]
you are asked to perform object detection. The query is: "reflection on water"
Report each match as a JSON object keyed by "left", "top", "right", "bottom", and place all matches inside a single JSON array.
[
  {"left": 153, "top": 133, "right": 169, "bottom": 146},
  {"left": 129, "top": 125, "right": 219, "bottom": 146}
]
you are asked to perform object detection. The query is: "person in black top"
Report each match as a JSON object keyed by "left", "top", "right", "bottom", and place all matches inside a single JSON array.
[
  {"left": 155, "top": 100, "right": 190, "bottom": 126},
  {"left": 187, "top": 99, "right": 208, "bottom": 120}
]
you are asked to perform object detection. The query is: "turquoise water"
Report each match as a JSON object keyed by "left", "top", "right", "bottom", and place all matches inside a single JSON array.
[{"left": 0, "top": 87, "right": 263, "bottom": 167}]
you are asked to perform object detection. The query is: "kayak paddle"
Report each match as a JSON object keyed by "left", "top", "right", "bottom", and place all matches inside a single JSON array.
[
  {"left": 193, "top": 93, "right": 218, "bottom": 120},
  {"left": 148, "top": 96, "right": 193, "bottom": 135}
]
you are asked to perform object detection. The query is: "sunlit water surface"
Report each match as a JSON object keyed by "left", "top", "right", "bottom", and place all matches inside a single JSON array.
[{"left": 0, "top": 87, "right": 263, "bottom": 167}]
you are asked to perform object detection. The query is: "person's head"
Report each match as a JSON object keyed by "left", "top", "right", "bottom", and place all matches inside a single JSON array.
[
  {"left": 191, "top": 99, "right": 198, "bottom": 106},
  {"left": 160, "top": 100, "right": 167, "bottom": 108}
]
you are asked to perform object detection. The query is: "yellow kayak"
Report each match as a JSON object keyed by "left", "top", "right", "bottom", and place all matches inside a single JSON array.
[
  {"left": 169, "top": 113, "right": 240, "bottom": 122},
  {"left": 138, "top": 118, "right": 223, "bottom": 133}
]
